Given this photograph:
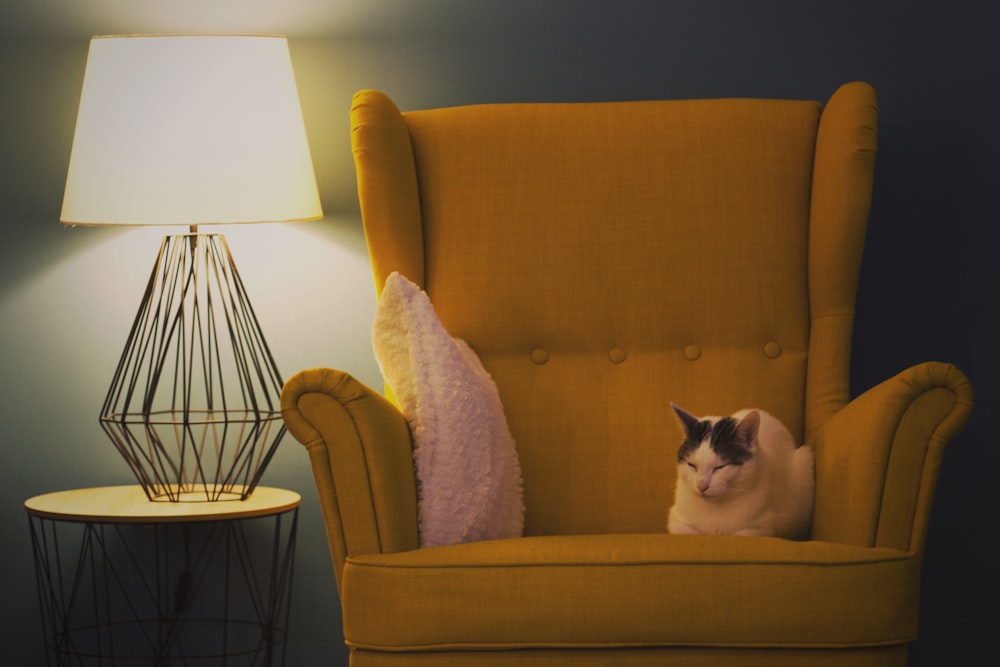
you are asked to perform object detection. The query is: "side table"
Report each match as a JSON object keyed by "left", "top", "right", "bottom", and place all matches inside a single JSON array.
[{"left": 25, "top": 485, "right": 300, "bottom": 666}]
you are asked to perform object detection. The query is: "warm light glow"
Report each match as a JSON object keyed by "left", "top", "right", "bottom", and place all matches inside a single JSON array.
[{"left": 60, "top": 34, "right": 322, "bottom": 226}]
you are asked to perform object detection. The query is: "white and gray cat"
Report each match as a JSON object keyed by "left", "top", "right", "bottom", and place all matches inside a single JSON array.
[{"left": 667, "top": 403, "right": 814, "bottom": 540}]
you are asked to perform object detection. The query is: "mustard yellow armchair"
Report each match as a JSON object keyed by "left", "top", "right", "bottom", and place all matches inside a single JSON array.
[{"left": 281, "top": 82, "right": 973, "bottom": 666}]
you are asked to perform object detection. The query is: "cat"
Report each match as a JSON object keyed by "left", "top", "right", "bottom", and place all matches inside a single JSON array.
[{"left": 667, "top": 403, "right": 814, "bottom": 540}]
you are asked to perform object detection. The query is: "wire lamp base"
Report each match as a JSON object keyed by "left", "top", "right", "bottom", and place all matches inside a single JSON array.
[{"left": 101, "top": 231, "right": 286, "bottom": 502}]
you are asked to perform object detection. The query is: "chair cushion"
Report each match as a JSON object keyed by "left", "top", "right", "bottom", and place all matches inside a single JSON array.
[
  {"left": 341, "top": 534, "right": 918, "bottom": 651},
  {"left": 372, "top": 271, "right": 524, "bottom": 547}
]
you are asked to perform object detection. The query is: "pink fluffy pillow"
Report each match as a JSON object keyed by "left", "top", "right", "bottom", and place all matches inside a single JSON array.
[{"left": 372, "top": 272, "right": 524, "bottom": 547}]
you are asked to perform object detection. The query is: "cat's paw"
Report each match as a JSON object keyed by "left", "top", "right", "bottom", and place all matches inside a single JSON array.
[{"left": 667, "top": 519, "right": 701, "bottom": 535}]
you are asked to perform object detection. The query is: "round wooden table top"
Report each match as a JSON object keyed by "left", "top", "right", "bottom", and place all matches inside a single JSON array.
[{"left": 25, "top": 485, "right": 301, "bottom": 523}]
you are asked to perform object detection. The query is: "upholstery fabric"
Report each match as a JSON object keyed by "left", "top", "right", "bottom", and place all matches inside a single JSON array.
[
  {"left": 348, "top": 647, "right": 908, "bottom": 667},
  {"left": 384, "top": 95, "right": 824, "bottom": 536},
  {"left": 280, "top": 82, "right": 974, "bottom": 666},
  {"left": 343, "top": 535, "right": 918, "bottom": 651}
]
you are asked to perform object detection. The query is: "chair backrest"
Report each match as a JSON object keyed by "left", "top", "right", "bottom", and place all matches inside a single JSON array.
[{"left": 351, "top": 83, "right": 877, "bottom": 536}]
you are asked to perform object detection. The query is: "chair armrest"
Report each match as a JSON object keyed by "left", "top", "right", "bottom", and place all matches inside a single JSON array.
[
  {"left": 809, "top": 362, "right": 973, "bottom": 552},
  {"left": 280, "top": 368, "right": 419, "bottom": 587}
]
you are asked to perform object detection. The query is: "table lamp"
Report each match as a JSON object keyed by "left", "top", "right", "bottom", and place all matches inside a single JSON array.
[{"left": 60, "top": 35, "right": 322, "bottom": 501}]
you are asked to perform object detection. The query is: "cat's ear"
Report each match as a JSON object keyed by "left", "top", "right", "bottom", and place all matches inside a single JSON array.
[
  {"left": 735, "top": 410, "right": 760, "bottom": 452},
  {"left": 671, "top": 403, "right": 700, "bottom": 438}
]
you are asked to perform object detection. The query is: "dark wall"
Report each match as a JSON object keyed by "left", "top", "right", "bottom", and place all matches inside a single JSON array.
[{"left": 1, "top": 2, "right": 994, "bottom": 665}]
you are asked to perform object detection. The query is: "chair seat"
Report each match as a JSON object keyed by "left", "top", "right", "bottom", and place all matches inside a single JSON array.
[{"left": 341, "top": 534, "right": 919, "bottom": 652}]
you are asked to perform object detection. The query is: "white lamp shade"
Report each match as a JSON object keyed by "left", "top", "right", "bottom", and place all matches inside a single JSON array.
[{"left": 61, "top": 35, "right": 322, "bottom": 226}]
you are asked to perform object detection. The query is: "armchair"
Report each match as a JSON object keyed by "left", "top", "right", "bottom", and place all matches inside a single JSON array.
[{"left": 281, "top": 82, "right": 973, "bottom": 666}]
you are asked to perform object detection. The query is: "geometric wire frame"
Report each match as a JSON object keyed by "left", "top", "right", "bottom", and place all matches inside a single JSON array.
[
  {"left": 100, "top": 232, "right": 285, "bottom": 502},
  {"left": 27, "top": 506, "right": 298, "bottom": 665}
]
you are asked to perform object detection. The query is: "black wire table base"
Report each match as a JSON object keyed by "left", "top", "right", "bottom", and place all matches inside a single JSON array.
[{"left": 28, "top": 500, "right": 297, "bottom": 665}]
